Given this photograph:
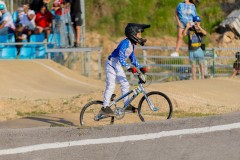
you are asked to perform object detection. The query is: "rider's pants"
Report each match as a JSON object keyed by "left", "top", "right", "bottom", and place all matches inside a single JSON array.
[{"left": 103, "top": 58, "right": 130, "bottom": 107}]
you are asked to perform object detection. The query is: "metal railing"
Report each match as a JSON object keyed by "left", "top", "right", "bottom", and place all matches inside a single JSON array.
[
  {"left": 0, "top": 42, "right": 238, "bottom": 82},
  {"left": 0, "top": 42, "right": 102, "bottom": 79},
  {"left": 133, "top": 46, "right": 237, "bottom": 82}
]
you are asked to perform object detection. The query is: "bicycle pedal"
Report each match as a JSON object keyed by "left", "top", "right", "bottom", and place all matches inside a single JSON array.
[{"left": 94, "top": 114, "right": 109, "bottom": 121}]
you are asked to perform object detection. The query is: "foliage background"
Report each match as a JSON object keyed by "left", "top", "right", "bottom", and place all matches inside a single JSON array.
[{"left": 85, "top": 0, "right": 231, "bottom": 38}]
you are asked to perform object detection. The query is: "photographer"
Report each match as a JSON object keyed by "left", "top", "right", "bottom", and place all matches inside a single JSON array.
[{"left": 183, "top": 15, "right": 207, "bottom": 80}]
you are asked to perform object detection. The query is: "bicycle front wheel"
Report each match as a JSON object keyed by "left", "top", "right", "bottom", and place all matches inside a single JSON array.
[
  {"left": 138, "top": 91, "right": 173, "bottom": 122},
  {"left": 80, "top": 100, "right": 114, "bottom": 127}
]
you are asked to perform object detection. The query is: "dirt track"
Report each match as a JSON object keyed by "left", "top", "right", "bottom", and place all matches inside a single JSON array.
[{"left": 0, "top": 60, "right": 239, "bottom": 123}]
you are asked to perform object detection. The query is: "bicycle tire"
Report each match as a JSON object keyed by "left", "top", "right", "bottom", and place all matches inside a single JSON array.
[
  {"left": 138, "top": 91, "right": 173, "bottom": 122},
  {"left": 79, "top": 100, "right": 114, "bottom": 127}
]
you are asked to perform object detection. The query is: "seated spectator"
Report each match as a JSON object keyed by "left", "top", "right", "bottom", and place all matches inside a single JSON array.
[
  {"left": 19, "top": 3, "right": 36, "bottom": 40},
  {"left": 15, "top": 23, "right": 27, "bottom": 56},
  {"left": 34, "top": 5, "right": 53, "bottom": 39},
  {"left": 0, "top": 4, "right": 15, "bottom": 35},
  {"left": 231, "top": 52, "right": 240, "bottom": 78},
  {"left": 0, "top": 0, "right": 7, "bottom": 14}
]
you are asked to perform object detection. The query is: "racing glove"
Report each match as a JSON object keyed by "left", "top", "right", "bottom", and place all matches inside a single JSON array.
[
  {"left": 140, "top": 67, "right": 147, "bottom": 74},
  {"left": 127, "top": 67, "right": 137, "bottom": 73}
]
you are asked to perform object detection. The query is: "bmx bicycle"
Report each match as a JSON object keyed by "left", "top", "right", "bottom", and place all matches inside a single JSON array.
[{"left": 80, "top": 70, "right": 173, "bottom": 126}]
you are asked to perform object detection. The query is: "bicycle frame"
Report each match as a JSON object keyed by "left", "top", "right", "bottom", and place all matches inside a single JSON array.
[{"left": 109, "top": 73, "right": 157, "bottom": 112}]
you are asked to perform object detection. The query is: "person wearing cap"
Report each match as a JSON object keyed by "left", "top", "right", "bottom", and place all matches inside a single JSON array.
[
  {"left": 183, "top": 15, "right": 207, "bottom": 80},
  {"left": 0, "top": 4, "right": 15, "bottom": 35},
  {"left": 0, "top": 0, "right": 7, "bottom": 17},
  {"left": 171, "top": 0, "right": 199, "bottom": 57}
]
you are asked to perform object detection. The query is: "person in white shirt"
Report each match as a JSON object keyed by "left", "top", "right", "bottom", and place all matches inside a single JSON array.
[
  {"left": 0, "top": 4, "right": 15, "bottom": 35},
  {"left": 18, "top": 3, "right": 35, "bottom": 39}
]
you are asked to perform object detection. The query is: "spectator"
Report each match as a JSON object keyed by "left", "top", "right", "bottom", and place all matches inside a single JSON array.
[
  {"left": 19, "top": 3, "right": 36, "bottom": 40},
  {"left": 67, "top": 0, "right": 83, "bottom": 47},
  {"left": 15, "top": 23, "right": 26, "bottom": 56},
  {"left": 34, "top": 5, "right": 53, "bottom": 39},
  {"left": 0, "top": 4, "right": 15, "bottom": 35},
  {"left": 231, "top": 52, "right": 240, "bottom": 78},
  {"left": 52, "top": 0, "right": 74, "bottom": 47},
  {"left": 0, "top": 0, "right": 6, "bottom": 18},
  {"left": 171, "top": 0, "right": 198, "bottom": 57},
  {"left": 183, "top": 16, "right": 207, "bottom": 80}
]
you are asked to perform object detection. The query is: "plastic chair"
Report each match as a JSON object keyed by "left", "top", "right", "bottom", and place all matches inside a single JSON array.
[
  {"left": 0, "top": 35, "right": 8, "bottom": 49},
  {"left": 18, "top": 46, "right": 34, "bottom": 59},
  {"left": 7, "top": 34, "right": 15, "bottom": 43},
  {"left": 29, "top": 33, "right": 45, "bottom": 47},
  {"left": 0, "top": 47, "right": 17, "bottom": 59},
  {"left": 35, "top": 46, "right": 46, "bottom": 59},
  {"left": 12, "top": 11, "right": 18, "bottom": 25}
]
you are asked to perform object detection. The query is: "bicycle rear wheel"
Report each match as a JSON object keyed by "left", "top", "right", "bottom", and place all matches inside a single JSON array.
[
  {"left": 138, "top": 91, "right": 173, "bottom": 122},
  {"left": 79, "top": 100, "right": 114, "bottom": 127}
]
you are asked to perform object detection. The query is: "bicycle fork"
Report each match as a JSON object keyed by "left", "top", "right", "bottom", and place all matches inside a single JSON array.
[{"left": 140, "top": 85, "right": 159, "bottom": 112}]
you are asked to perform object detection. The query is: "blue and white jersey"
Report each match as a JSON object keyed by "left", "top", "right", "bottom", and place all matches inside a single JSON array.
[
  {"left": 108, "top": 38, "right": 142, "bottom": 69},
  {"left": 176, "top": 2, "right": 197, "bottom": 26}
]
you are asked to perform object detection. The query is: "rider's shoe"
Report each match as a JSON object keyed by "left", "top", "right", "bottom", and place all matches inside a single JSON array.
[
  {"left": 125, "top": 104, "right": 137, "bottom": 113},
  {"left": 98, "top": 106, "right": 114, "bottom": 117}
]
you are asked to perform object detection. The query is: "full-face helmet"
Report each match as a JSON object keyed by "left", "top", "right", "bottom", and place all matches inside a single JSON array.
[{"left": 125, "top": 23, "right": 150, "bottom": 46}]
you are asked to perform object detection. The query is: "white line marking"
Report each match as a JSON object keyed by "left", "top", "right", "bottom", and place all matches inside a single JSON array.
[
  {"left": 32, "top": 61, "right": 100, "bottom": 88},
  {"left": 0, "top": 122, "right": 240, "bottom": 156}
]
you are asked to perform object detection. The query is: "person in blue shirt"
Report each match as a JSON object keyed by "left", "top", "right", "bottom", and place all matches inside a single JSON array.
[
  {"left": 171, "top": 0, "right": 198, "bottom": 57},
  {"left": 97, "top": 23, "right": 150, "bottom": 117}
]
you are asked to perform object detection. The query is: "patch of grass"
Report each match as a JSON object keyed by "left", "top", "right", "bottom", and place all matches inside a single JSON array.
[
  {"left": 16, "top": 111, "right": 48, "bottom": 117},
  {"left": 87, "top": 98, "right": 93, "bottom": 102},
  {"left": 173, "top": 110, "right": 217, "bottom": 118}
]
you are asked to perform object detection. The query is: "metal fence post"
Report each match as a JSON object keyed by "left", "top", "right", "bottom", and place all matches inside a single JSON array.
[
  {"left": 83, "top": 51, "right": 86, "bottom": 76},
  {"left": 212, "top": 48, "right": 215, "bottom": 77},
  {"left": 98, "top": 50, "right": 102, "bottom": 79},
  {"left": 87, "top": 51, "right": 91, "bottom": 77},
  {"left": 143, "top": 49, "right": 147, "bottom": 65}
]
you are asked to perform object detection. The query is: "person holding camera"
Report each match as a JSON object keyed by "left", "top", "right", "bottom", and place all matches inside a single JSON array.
[{"left": 183, "top": 15, "right": 207, "bottom": 80}]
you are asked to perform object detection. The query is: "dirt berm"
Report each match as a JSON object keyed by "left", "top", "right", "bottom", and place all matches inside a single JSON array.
[{"left": 0, "top": 60, "right": 239, "bottom": 128}]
